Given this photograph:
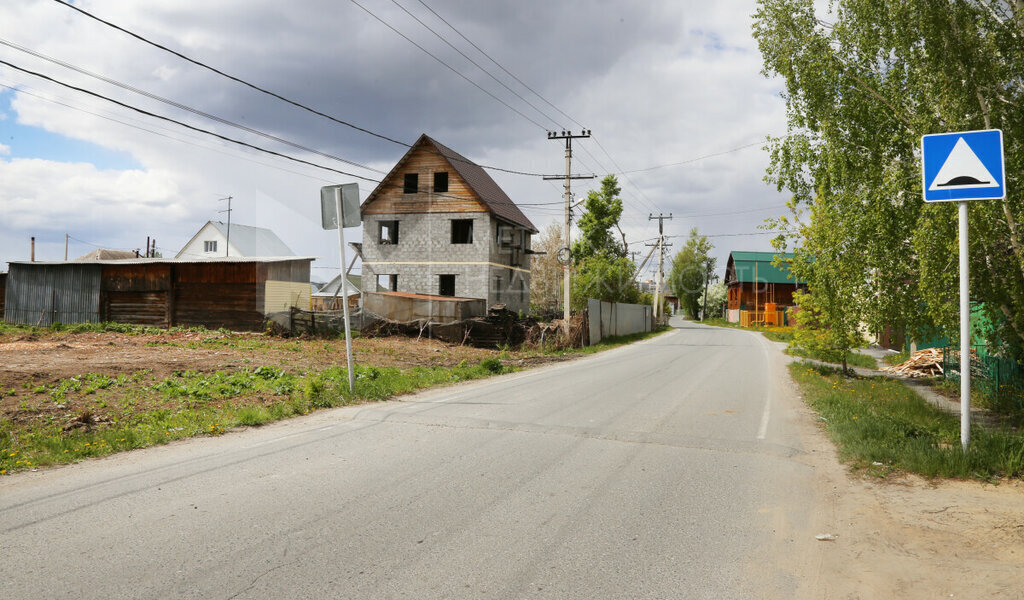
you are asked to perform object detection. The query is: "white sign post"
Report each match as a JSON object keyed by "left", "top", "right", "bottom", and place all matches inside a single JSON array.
[
  {"left": 320, "top": 183, "right": 362, "bottom": 394},
  {"left": 922, "top": 129, "right": 1006, "bottom": 451}
]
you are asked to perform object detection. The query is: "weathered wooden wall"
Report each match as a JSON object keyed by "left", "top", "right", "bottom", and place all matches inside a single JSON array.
[
  {"left": 727, "top": 282, "right": 802, "bottom": 311},
  {"left": 362, "top": 148, "right": 489, "bottom": 215},
  {"left": 0, "top": 273, "right": 6, "bottom": 319}
]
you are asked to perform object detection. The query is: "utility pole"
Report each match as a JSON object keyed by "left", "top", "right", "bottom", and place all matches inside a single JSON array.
[
  {"left": 64, "top": 233, "right": 69, "bottom": 261},
  {"left": 649, "top": 213, "right": 673, "bottom": 321},
  {"left": 219, "top": 196, "right": 233, "bottom": 257},
  {"left": 544, "top": 130, "right": 594, "bottom": 323}
]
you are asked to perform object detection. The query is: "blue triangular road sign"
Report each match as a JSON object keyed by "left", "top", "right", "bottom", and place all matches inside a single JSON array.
[{"left": 922, "top": 129, "right": 1005, "bottom": 202}]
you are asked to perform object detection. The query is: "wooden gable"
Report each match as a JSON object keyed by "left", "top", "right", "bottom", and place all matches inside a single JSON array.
[{"left": 361, "top": 137, "right": 489, "bottom": 216}]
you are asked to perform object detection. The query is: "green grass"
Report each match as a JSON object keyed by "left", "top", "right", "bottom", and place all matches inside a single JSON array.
[
  {"left": 0, "top": 359, "right": 517, "bottom": 474},
  {"left": 790, "top": 362, "right": 1024, "bottom": 480},
  {"left": 883, "top": 350, "right": 910, "bottom": 366},
  {"left": 701, "top": 318, "right": 795, "bottom": 343},
  {"left": 786, "top": 347, "right": 878, "bottom": 370}
]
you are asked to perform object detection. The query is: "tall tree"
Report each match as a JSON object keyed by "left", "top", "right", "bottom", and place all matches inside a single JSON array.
[
  {"left": 754, "top": 0, "right": 1024, "bottom": 359},
  {"left": 530, "top": 222, "right": 564, "bottom": 314},
  {"left": 572, "top": 175, "right": 627, "bottom": 260},
  {"left": 669, "top": 228, "right": 714, "bottom": 318}
]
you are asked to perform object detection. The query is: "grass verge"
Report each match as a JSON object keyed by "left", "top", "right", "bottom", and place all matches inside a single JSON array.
[
  {"left": 785, "top": 347, "right": 878, "bottom": 370},
  {"left": 0, "top": 327, "right": 668, "bottom": 475},
  {"left": 790, "top": 362, "right": 1024, "bottom": 480}
]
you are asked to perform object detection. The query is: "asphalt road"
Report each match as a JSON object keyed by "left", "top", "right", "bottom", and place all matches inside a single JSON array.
[{"left": 1, "top": 317, "right": 820, "bottom": 599}]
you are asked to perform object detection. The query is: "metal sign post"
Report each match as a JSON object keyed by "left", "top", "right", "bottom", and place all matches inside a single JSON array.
[
  {"left": 922, "top": 129, "right": 1006, "bottom": 451},
  {"left": 321, "top": 183, "right": 362, "bottom": 394}
]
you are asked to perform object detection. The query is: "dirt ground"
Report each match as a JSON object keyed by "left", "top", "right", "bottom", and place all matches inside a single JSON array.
[
  {"left": 781, "top": 385, "right": 1024, "bottom": 599},
  {"left": 0, "top": 329, "right": 571, "bottom": 424}
]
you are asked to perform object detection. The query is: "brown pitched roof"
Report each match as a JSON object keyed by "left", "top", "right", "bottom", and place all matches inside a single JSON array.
[{"left": 362, "top": 134, "right": 537, "bottom": 233}]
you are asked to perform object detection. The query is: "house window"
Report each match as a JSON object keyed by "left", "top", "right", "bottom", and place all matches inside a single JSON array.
[
  {"left": 403, "top": 173, "right": 418, "bottom": 194},
  {"left": 204, "top": 240, "right": 217, "bottom": 253},
  {"left": 494, "top": 275, "right": 502, "bottom": 302},
  {"left": 377, "top": 274, "right": 398, "bottom": 291},
  {"left": 379, "top": 220, "right": 399, "bottom": 245},
  {"left": 451, "top": 219, "right": 473, "bottom": 244},
  {"left": 434, "top": 171, "right": 448, "bottom": 193},
  {"left": 438, "top": 274, "right": 456, "bottom": 297}
]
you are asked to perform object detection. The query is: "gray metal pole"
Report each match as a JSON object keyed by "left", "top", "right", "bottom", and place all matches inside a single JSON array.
[
  {"left": 337, "top": 188, "right": 356, "bottom": 394},
  {"left": 959, "top": 200, "right": 971, "bottom": 451}
]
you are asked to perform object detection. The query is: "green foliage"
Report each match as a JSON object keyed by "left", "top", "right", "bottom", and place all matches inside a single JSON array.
[
  {"left": 790, "top": 363, "right": 1024, "bottom": 479},
  {"left": 668, "top": 228, "right": 715, "bottom": 318},
  {"left": 571, "top": 175, "right": 627, "bottom": 260},
  {"left": 570, "top": 255, "right": 644, "bottom": 310},
  {"left": 754, "top": 0, "right": 1024, "bottom": 360}
]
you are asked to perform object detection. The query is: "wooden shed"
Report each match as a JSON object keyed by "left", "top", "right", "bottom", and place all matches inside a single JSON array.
[
  {"left": 723, "top": 251, "right": 806, "bottom": 326},
  {"left": 3, "top": 257, "right": 312, "bottom": 331}
]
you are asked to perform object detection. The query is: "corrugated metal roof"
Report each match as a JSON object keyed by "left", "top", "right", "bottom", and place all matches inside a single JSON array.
[
  {"left": 312, "top": 273, "right": 361, "bottom": 298},
  {"left": 207, "top": 221, "right": 296, "bottom": 256},
  {"left": 74, "top": 249, "right": 139, "bottom": 261},
  {"left": 8, "top": 256, "right": 315, "bottom": 266},
  {"left": 725, "top": 251, "right": 804, "bottom": 285},
  {"left": 362, "top": 134, "right": 538, "bottom": 233}
]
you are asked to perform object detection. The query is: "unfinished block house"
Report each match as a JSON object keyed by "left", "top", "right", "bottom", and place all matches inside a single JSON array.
[{"left": 359, "top": 134, "right": 538, "bottom": 314}]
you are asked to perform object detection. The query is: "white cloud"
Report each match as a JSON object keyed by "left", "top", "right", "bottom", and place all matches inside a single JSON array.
[
  {"left": 0, "top": 0, "right": 789, "bottom": 276},
  {"left": 0, "top": 143, "right": 9, "bottom": 155}
]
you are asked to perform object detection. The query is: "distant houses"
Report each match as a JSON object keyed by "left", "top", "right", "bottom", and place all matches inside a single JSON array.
[
  {"left": 723, "top": 251, "right": 806, "bottom": 326},
  {"left": 176, "top": 221, "right": 295, "bottom": 259}
]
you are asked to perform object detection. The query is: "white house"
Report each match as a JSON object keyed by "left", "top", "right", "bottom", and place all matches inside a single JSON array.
[{"left": 176, "top": 221, "right": 295, "bottom": 259}]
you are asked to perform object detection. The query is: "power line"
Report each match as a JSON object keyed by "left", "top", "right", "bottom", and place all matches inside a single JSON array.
[
  {"left": 0, "top": 57, "right": 382, "bottom": 183},
  {"left": 415, "top": 0, "right": 582, "bottom": 129},
  {"left": 0, "top": 58, "right": 570, "bottom": 214},
  {"left": 0, "top": 37, "right": 386, "bottom": 174},
  {"left": 617, "top": 140, "right": 766, "bottom": 174},
  {"left": 52, "top": 0, "right": 410, "bottom": 148},
  {"left": 348, "top": 0, "right": 547, "bottom": 130},
  {"left": 389, "top": 0, "right": 558, "bottom": 128}
]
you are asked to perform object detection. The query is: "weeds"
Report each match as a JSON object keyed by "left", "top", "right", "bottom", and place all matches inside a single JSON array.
[{"left": 791, "top": 362, "right": 1024, "bottom": 480}]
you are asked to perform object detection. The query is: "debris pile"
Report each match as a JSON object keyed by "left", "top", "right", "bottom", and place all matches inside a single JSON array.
[{"left": 880, "top": 348, "right": 944, "bottom": 378}]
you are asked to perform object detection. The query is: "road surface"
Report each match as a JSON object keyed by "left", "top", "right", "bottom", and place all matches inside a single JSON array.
[{"left": 2, "top": 318, "right": 826, "bottom": 599}]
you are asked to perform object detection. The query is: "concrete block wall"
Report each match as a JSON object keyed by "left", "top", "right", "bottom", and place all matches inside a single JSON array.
[{"left": 361, "top": 212, "right": 533, "bottom": 314}]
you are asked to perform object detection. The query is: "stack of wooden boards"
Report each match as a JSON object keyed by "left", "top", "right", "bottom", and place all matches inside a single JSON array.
[{"left": 880, "top": 348, "right": 944, "bottom": 378}]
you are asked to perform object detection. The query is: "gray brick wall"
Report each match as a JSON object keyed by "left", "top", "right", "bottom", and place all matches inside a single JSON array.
[{"left": 361, "top": 212, "right": 532, "bottom": 314}]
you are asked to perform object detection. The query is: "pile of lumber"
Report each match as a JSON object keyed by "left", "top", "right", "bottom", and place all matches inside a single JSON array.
[{"left": 880, "top": 348, "right": 944, "bottom": 378}]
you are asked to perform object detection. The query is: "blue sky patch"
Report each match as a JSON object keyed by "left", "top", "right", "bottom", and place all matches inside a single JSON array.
[{"left": 1, "top": 90, "right": 141, "bottom": 171}]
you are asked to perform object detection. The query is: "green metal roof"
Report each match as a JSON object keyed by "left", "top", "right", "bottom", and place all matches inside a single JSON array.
[{"left": 725, "top": 251, "right": 804, "bottom": 285}]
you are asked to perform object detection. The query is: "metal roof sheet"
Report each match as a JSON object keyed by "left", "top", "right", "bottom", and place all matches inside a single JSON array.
[
  {"left": 725, "top": 251, "right": 803, "bottom": 285},
  {"left": 207, "top": 221, "right": 296, "bottom": 256}
]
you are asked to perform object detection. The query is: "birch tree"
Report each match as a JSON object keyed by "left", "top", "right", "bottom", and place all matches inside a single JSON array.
[{"left": 754, "top": 0, "right": 1024, "bottom": 358}]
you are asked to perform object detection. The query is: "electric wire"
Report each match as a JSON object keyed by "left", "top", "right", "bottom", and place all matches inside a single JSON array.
[
  {"left": 0, "top": 37, "right": 386, "bottom": 174},
  {"left": 0, "top": 60, "right": 568, "bottom": 213},
  {"left": 389, "top": 0, "right": 558, "bottom": 129},
  {"left": 348, "top": 0, "right": 547, "bottom": 130},
  {"left": 415, "top": 0, "right": 582, "bottom": 130},
  {"left": 51, "top": 0, "right": 411, "bottom": 148},
  {"left": 0, "top": 58, "right": 383, "bottom": 183}
]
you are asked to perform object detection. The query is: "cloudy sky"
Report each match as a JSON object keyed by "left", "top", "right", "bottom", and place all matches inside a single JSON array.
[{"left": 0, "top": 0, "right": 790, "bottom": 282}]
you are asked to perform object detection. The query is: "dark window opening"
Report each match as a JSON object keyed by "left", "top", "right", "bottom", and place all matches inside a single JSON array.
[
  {"left": 377, "top": 274, "right": 398, "bottom": 291},
  {"left": 451, "top": 219, "right": 473, "bottom": 244},
  {"left": 494, "top": 275, "right": 502, "bottom": 302},
  {"left": 403, "top": 173, "right": 418, "bottom": 194},
  {"left": 434, "top": 171, "right": 449, "bottom": 193},
  {"left": 204, "top": 240, "right": 217, "bottom": 253},
  {"left": 379, "top": 220, "right": 399, "bottom": 245},
  {"left": 438, "top": 274, "right": 456, "bottom": 297}
]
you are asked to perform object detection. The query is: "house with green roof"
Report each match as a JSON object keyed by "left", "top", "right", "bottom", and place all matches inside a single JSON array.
[{"left": 723, "top": 251, "right": 807, "bottom": 325}]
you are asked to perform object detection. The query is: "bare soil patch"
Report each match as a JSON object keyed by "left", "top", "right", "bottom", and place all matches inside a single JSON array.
[{"left": 0, "top": 329, "right": 574, "bottom": 428}]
